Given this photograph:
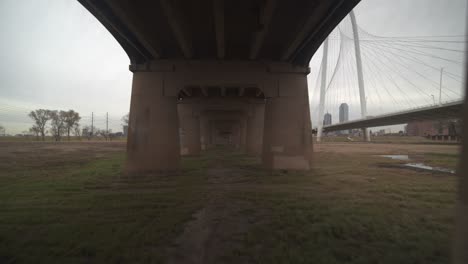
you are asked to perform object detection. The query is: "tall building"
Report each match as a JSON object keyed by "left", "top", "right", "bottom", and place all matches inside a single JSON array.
[
  {"left": 339, "top": 103, "right": 349, "bottom": 123},
  {"left": 323, "top": 113, "right": 332, "bottom": 126}
]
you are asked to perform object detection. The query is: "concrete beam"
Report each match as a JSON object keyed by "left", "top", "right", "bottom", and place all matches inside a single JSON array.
[
  {"left": 249, "top": 0, "right": 277, "bottom": 60},
  {"left": 78, "top": 0, "right": 155, "bottom": 63},
  {"left": 280, "top": 1, "right": 350, "bottom": 62},
  {"left": 160, "top": 0, "right": 193, "bottom": 58},
  {"left": 213, "top": 0, "right": 225, "bottom": 59},
  {"left": 103, "top": 0, "right": 161, "bottom": 59},
  {"left": 280, "top": 2, "right": 320, "bottom": 61},
  {"left": 182, "top": 87, "right": 192, "bottom": 97}
]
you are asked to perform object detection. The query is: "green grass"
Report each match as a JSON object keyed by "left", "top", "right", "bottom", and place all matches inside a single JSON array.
[
  {"left": 220, "top": 153, "right": 457, "bottom": 263},
  {"left": 0, "top": 143, "right": 458, "bottom": 263},
  {"left": 0, "top": 153, "right": 210, "bottom": 263},
  {"left": 422, "top": 153, "right": 460, "bottom": 170}
]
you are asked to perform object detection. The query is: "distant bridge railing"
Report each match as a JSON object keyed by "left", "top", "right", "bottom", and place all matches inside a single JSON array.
[{"left": 323, "top": 100, "right": 464, "bottom": 132}]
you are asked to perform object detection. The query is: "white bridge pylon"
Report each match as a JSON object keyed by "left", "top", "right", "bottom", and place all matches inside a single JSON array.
[{"left": 316, "top": 10, "right": 370, "bottom": 142}]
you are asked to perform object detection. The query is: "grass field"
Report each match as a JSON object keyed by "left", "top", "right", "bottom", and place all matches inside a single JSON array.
[{"left": 0, "top": 141, "right": 460, "bottom": 263}]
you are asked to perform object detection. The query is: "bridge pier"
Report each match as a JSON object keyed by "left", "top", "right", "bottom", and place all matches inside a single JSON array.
[
  {"left": 262, "top": 75, "right": 313, "bottom": 170},
  {"left": 80, "top": 0, "right": 360, "bottom": 174},
  {"left": 240, "top": 118, "right": 248, "bottom": 152},
  {"left": 200, "top": 116, "right": 210, "bottom": 150},
  {"left": 363, "top": 128, "right": 371, "bottom": 142},
  {"left": 246, "top": 102, "right": 265, "bottom": 155},
  {"left": 126, "top": 61, "right": 313, "bottom": 172},
  {"left": 126, "top": 72, "right": 181, "bottom": 173},
  {"left": 178, "top": 103, "right": 201, "bottom": 156},
  {"left": 453, "top": 41, "right": 468, "bottom": 264}
]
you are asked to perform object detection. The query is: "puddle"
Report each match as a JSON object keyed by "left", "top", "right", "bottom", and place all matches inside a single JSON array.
[
  {"left": 378, "top": 155, "right": 409, "bottom": 161},
  {"left": 404, "top": 163, "right": 455, "bottom": 174},
  {"left": 377, "top": 155, "right": 455, "bottom": 174}
]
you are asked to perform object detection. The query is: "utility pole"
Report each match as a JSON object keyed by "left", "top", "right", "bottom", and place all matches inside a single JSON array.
[
  {"left": 439, "top": 67, "right": 444, "bottom": 106},
  {"left": 106, "top": 112, "right": 109, "bottom": 141},
  {"left": 317, "top": 38, "right": 329, "bottom": 142},
  {"left": 350, "top": 10, "right": 370, "bottom": 142}
]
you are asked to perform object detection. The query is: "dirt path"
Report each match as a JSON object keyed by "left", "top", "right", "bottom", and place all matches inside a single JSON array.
[{"left": 167, "top": 158, "right": 252, "bottom": 264}]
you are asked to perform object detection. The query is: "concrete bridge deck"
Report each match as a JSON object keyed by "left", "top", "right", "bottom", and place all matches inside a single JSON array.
[
  {"left": 323, "top": 100, "right": 464, "bottom": 132},
  {"left": 78, "top": 0, "right": 359, "bottom": 172}
]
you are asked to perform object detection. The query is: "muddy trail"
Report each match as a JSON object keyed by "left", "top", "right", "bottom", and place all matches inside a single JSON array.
[{"left": 167, "top": 152, "right": 257, "bottom": 264}]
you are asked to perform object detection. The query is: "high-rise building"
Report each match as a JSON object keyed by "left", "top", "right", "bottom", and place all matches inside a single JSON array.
[
  {"left": 339, "top": 103, "right": 349, "bottom": 123},
  {"left": 323, "top": 113, "right": 332, "bottom": 126}
]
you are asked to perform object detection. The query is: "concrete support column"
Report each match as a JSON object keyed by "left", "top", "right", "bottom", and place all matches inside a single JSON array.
[
  {"left": 240, "top": 118, "right": 248, "bottom": 152},
  {"left": 126, "top": 72, "right": 180, "bottom": 173},
  {"left": 453, "top": 33, "right": 468, "bottom": 264},
  {"left": 246, "top": 102, "right": 265, "bottom": 155},
  {"left": 262, "top": 74, "right": 313, "bottom": 170},
  {"left": 363, "top": 128, "right": 371, "bottom": 142},
  {"left": 199, "top": 116, "right": 210, "bottom": 150},
  {"left": 178, "top": 103, "right": 201, "bottom": 155},
  {"left": 231, "top": 121, "right": 241, "bottom": 149}
]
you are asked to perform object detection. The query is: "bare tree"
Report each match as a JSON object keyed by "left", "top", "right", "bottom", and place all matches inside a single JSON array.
[
  {"left": 29, "top": 125, "right": 41, "bottom": 140},
  {"left": 28, "top": 109, "right": 51, "bottom": 141},
  {"left": 62, "top": 110, "right": 81, "bottom": 141},
  {"left": 49, "top": 111, "right": 66, "bottom": 141},
  {"left": 97, "top": 128, "right": 112, "bottom": 141},
  {"left": 73, "top": 124, "right": 81, "bottom": 139},
  {"left": 122, "top": 113, "right": 129, "bottom": 130},
  {"left": 0, "top": 124, "right": 5, "bottom": 136},
  {"left": 122, "top": 113, "right": 129, "bottom": 126}
]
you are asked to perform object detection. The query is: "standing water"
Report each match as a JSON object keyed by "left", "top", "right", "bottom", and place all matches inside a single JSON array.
[{"left": 377, "top": 155, "right": 455, "bottom": 174}]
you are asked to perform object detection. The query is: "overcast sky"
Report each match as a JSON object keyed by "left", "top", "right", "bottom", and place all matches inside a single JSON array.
[
  {"left": 308, "top": 0, "right": 466, "bottom": 130},
  {"left": 0, "top": 0, "right": 466, "bottom": 134}
]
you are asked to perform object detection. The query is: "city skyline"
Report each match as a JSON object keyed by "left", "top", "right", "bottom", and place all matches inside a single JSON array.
[{"left": 323, "top": 112, "right": 332, "bottom": 126}]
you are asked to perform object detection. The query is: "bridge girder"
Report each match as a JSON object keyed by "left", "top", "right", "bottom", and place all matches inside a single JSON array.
[
  {"left": 323, "top": 101, "right": 464, "bottom": 132},
  {"left": 78, "top": 0, "right": 359, "bottom": 66}
]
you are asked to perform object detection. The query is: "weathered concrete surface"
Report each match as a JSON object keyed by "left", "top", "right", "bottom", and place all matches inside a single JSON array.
[
  {"left": 246, "top": 102, "right": 265, "bottom": 155},
  {"left": 79, "top": 0, "right": 361, "bottom": 173},
  {"left": 178, "top": 103, "right": 201, "bottom": 156},
  {"left": 262, "top": 74, "right": 313, "bottom": 170},
  {"left": 126, "top": 61, "right": 313, "bottom": 171},
  {"left": 452, "top": 29, "right": 468, "bottom": 264},
  {"left": 126, "top": 72, "right": 180, "bottom": 173}
]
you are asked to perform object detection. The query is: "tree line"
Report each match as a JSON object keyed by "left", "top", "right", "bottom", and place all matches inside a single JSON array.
[
  {"left": 28, "top": 109, "right": 81, "bottom": 141},
  {"left": 27, "top": 109, "right": 128, "bottom": 141}
]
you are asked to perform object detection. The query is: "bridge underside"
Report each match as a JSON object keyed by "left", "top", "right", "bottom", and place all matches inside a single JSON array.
[
  {"left": 125, "top": 61, "right": 314, "bottom": 172},
  {"left": 77, "top": 0, "right": 360, "bottom": 172}
]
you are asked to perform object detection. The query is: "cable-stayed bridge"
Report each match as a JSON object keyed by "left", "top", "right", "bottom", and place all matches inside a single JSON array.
[
  {"left": 311, "top": 11, "right": 466, "bottom": 141},
  {"left": 323, "top": 99, "right": 464, "bottom": 132}
]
